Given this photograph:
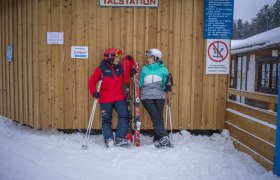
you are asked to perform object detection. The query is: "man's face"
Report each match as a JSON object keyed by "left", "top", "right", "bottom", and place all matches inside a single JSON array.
[{"left": 113, "top": 57, "right": 120, "bottom": 65}]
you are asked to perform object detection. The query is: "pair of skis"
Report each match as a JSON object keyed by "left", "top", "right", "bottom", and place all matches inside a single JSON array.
[{"left": 123, "top": 55, "right": 141, "bottom": 147}]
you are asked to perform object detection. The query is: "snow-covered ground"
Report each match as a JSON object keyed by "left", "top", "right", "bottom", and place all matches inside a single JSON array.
[{"left": 0, "top": 116, "right": 278, "bottom": 180}]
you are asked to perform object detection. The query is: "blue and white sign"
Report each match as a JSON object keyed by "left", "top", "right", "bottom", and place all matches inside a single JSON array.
[
  {"left": 71, "top": 46, "right": 88, "bottom": 59},
  {"left": 7, "top": 44, "right": 13, "bottom": 63},
  {"left": 204, "top": 0, "right": 234, "bottom": 39}
]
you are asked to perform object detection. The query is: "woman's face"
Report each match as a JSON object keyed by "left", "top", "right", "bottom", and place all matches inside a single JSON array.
[{"left": 147, "top": 55, "right": 155, "bottom": 64}]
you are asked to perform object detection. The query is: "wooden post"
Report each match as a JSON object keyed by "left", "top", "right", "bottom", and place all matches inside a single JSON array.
[{"left": 269, "top": 102, "right": 276, "bottom": 112}]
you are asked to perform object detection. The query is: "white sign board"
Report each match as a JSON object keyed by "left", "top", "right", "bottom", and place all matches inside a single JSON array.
[
  {"left": 71, "top": 46, "right": 88, "bottom": 59},
  {"left": 206, "top": 39, "right": 230, "bottom": 74},
  {"left": 272, "top": 50, "right": 278, "bottom": 57},
  {"left": 99, "top": 0, "right": 159, "bottom": 7},
  {"left": 47, "top": 32, "right": 64, "bottom": 44}
]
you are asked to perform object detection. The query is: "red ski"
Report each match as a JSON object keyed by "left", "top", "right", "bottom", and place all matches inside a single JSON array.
[
  {"left": 132, "top": 62, "right": 141, "bottom": 147},
  {"left": 122, "top": 55, "right": 141, "bottom": 146},
  {"left": 122, "top": 55, "right": 135, "bottom": 143}
]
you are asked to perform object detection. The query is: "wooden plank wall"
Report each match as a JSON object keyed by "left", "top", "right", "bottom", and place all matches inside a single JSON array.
[
  {"left": 226, "top": 100, "right": 276, "bottom": 171},
  {"left": 0, "top": 0, "right": 228, "bottom": 130}
]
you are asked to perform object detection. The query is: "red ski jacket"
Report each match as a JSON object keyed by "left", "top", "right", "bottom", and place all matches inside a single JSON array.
[{"left": 88, "top": 61, "right": 125, "bottom": 103}]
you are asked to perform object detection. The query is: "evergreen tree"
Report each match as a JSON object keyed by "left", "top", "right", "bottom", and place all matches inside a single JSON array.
[
  {"left": 232, "top": 23, "right": 240, "bottom": 39},
  {"left": 233, "top": 0, "right": 280, "bottom": 39},
  {"left": 243, "top": 21, "right": 250, "bottom": 38},
  {"left": 256, "top": 5, "right": 273, "bottom": 31},
  {"left": 272, "top": 0, "right": 280, "bottom": 28}
]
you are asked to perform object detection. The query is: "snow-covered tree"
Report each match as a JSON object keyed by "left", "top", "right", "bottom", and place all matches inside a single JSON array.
[{"left": 233, "top": 1, "right": 280, "bottom": 39}]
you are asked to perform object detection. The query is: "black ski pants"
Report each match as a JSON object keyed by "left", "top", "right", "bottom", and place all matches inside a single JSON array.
[{"left": 142, "top": 99, "right": 168, "bottom": 140}]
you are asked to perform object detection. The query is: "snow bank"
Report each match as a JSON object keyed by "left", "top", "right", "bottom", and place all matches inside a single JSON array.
[{"left": 0, "top": 116, "right": 278, "bottom": 180}]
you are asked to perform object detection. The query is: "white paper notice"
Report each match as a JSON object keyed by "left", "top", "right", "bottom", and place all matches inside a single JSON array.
[{"left": 47, "top": 32, "right": 64, "bottom": 44}]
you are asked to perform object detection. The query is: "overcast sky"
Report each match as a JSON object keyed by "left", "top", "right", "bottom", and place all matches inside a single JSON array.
[{"left": 234, "top": 0, "right": 277, "bottom": 22}]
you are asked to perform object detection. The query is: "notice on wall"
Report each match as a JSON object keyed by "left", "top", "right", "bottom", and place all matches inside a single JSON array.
[
  {"left": 7, "top": 44, "right": 13, "bottom": 63},
  {"left": 47, "top": 32, "right": 64, "bottom": 44},
  {"left": 206, "top": 39, "right": 230, "bottom": 74},
  {"left": 99, "top": 0, "right": 159, "bottom": 8},
  {"left": 71, "top": 46, "right": 88, "bottom": 59},
  {"left": 204, "top": 0, "right": 234, "bottom": 39}
]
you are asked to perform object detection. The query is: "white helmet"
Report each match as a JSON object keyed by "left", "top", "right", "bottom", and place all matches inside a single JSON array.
[{"left": 145, "top": 48, "right": 162, "bottom": 62}]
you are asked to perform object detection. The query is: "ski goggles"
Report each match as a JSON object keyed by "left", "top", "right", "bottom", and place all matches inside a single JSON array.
[
  {"left": 115, "top": 49, "right": 122, "bottom": 57},
  {"left": 145, "top": 49, "right": 152, "bottom": 56}
]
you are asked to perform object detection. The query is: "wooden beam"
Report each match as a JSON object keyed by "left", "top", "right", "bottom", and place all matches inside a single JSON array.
[
  {"left": 226, "top": 121, "right": 275, "bottom": 162},
  {"left": 228, "top": 88, "right": 278, "bottom": 104},
  {"left": 12, "top": 0, "right": 18, "bottom": 122},
  {"left": 232, "top": 139, "right": 273, "bottom": 171},
  {"left": 27, "top": 0, "right": 33, "bottom": 126},
  {"left": 63, "top": 0, "right": 75, "bottom": 129},
  {"left": 226, "top": 110, "right": 276, "bottom": 145},
  {"left": 32, "top": 0, "right": 40, "bottom": 128},
  {"left": 227, "top": 100, "right": 276, "bottom": 125},
  {"left": 17, "top": 0, "right": 24, "bottom": 124}
]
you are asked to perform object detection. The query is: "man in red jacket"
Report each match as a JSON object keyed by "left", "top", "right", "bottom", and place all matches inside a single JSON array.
[{"left": 88, "top": 48, "right": 130, "bottom": 148}]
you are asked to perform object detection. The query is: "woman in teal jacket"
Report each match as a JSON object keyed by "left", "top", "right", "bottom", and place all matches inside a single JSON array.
[{"left": 139, "top": 49, "right": 172, "bottom": 148}]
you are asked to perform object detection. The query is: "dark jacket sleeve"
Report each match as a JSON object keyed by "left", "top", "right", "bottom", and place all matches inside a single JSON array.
[{"left": 88, "top": 67, "right": 102, "bottom": 96}]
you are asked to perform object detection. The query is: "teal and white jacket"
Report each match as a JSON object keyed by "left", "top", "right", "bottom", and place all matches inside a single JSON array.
[{"left": 139, "top": 62, "right": 169, "bottom": 100}]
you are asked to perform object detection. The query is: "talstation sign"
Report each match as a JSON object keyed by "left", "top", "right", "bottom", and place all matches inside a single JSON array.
[{"left": 99, "top": 0, "right": 159, "bottom": 7}]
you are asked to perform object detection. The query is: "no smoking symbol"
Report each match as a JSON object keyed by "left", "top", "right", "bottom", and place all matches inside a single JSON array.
[{"left": 208, "top": 41, "right": 229, "bottom": 62}]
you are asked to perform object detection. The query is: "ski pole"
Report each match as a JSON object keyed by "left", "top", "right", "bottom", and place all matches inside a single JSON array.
[
  {"left": 166, "top": 92, "right": 173, "bottom": 146},
  {"left": 82, "top": 75, "right": 103, "bottom": 149},
  {"left": 165, "top": 73, "right": 174, "bottom": 146},
  {"left": 165, "top": 96, "right": 168, "bottom": 129}
]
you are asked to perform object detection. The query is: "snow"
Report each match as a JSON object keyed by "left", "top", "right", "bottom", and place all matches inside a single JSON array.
[
  {"left": 0, "top": 116, "right": 279, "bottom": 180},
  {"left": 231, "top": 27, "right": 280, "bottom": 54}
]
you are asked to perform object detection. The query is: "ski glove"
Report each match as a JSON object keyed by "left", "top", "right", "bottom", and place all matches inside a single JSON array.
[
  {"left": 164, "top": 84, "right": 172, "bottom": 93},
  {"left": 93, "top": 92, "right": 100, "bottom": 99},
  {"left": 130, "top": 67, "right": 137, "bottom": 77}
]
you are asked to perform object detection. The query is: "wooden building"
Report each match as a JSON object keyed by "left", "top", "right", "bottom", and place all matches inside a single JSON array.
[
  {"left": 230, "top": 27, "right": 280, "bottom": 110},
  {"left": 0, "top": 0, "right": 227, "bottom": 130},
  {"left": 227, "top": 27, "right": 280, "bottom": 171}
]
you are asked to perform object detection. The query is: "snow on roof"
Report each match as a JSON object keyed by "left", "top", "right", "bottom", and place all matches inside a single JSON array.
[{"left": 231, "top": 27, "right": 280, "bottom": 55}]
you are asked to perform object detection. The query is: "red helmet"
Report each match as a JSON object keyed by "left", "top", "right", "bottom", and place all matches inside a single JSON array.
[{"left": 104, "top": 48, "right": 122, "bottom": 59}]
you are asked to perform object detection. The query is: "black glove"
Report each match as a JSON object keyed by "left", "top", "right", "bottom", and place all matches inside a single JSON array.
[
  {"left": 164, "top": 84, "right": 172, "bottom": 93},
  {"left": 93, "top": 92, "right": 100, "bottom": 99},
  {"left": 130, "top": 67, "right": 137, "bottom": 77}
]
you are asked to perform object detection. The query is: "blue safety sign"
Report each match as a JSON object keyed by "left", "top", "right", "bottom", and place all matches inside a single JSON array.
[
  {"left": 7, "top": 44, "right": 13, "bottom": 63},
  {"left": 204, "top": 0, "right": 234, "bottom": 39}
]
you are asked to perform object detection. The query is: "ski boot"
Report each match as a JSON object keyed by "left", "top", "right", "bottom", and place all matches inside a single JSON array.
[
  {"left": 115, "top": 137, "right": 131, "bottom": 147},
  {"left": 105, "top": 138, "right": 114, "bottom": 148},
  {"left": 154, "top": 136, "right": 173, "bottom": 148}
]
